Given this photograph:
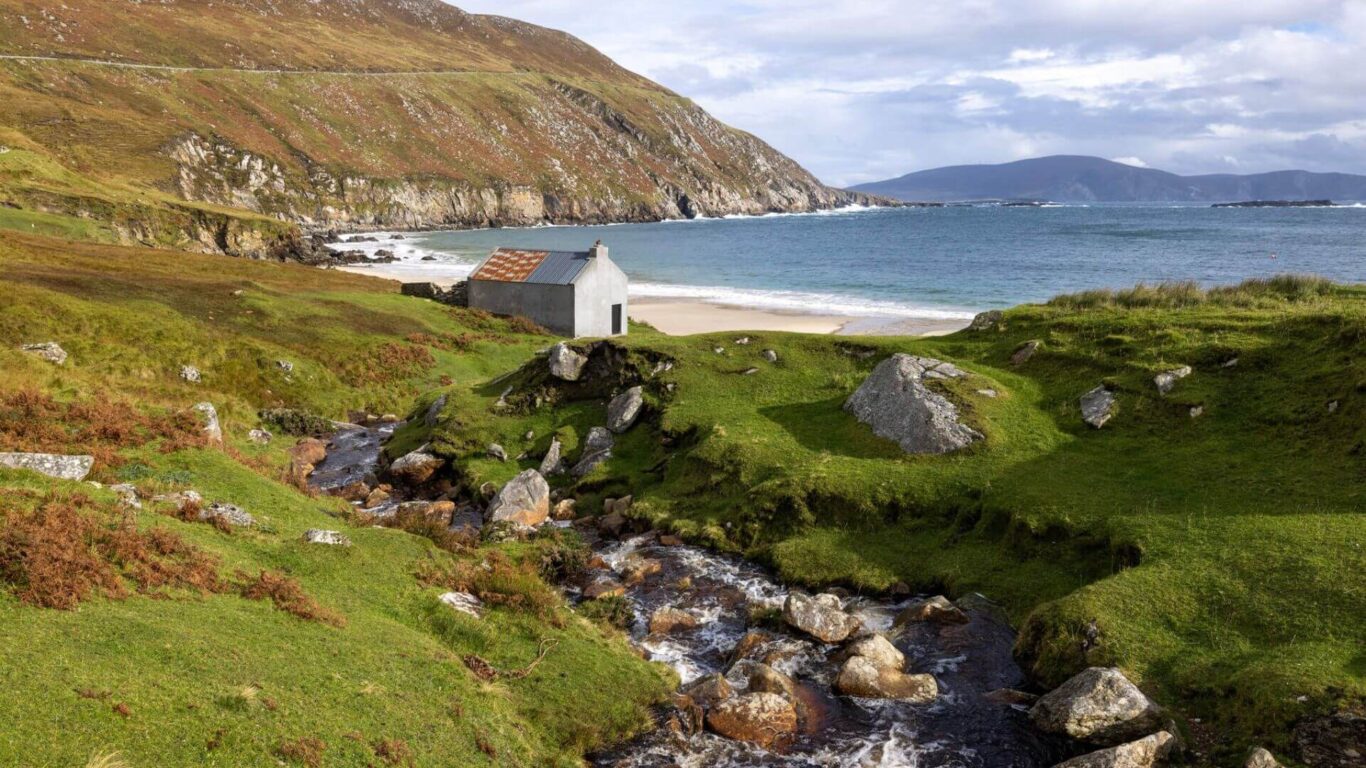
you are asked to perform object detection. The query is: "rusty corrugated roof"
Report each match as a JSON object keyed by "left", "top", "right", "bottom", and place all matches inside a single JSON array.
[{"left": 470, "top": 248, "right": 591, "bottom": 285}]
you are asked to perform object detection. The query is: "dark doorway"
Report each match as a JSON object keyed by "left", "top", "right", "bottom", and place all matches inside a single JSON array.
[{"left": 611, "top": 303, "right": 623, "bottom": 335}]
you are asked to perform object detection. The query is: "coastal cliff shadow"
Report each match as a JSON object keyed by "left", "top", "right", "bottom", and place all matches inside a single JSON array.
[{"left": 758, "top": 396, "right": 904, "bottom": 459}]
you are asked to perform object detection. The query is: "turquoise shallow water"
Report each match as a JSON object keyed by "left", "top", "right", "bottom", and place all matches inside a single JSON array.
[{"left": 348, "top": 204, "right": 1366, "bottom": 319}]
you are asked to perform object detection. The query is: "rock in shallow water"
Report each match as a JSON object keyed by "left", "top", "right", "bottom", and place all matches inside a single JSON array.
[
  {"left": 834, "top": 656, "right": 938, "bottom": 702},
  {"left": 844, "top": 354, "right": 983, "bottom": 454},
  {"left": 705, "top": 692, "right": 798, "bottom": 749},
  {"left": 894, "top": 595, "right": 970, "bottom": 626},
  {"left": 1051, "top": 731, "right": 1175, "bottom": 768},
  {"left": 782, "top": 592, "right": 861, "bottom": 643},
  {"left": 1030, "top": 667, "right": 1164, "bottom": 746},
  {"left": 388, "top": 444, "right": 443, "bottom": 484}
]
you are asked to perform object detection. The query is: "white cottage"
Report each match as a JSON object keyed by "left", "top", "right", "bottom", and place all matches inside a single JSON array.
[{"left": 467, "top": 241, "right": 628, "bottom": 338}]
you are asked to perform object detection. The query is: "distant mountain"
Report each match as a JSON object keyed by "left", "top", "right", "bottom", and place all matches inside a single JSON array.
[{"left": 853, "top": 155, "right": 1366, "bottom": 203}]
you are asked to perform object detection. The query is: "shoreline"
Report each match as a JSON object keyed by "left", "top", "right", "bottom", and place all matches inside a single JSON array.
[{"left": 335, "top": 262, "right": 969, "bottom": 336}]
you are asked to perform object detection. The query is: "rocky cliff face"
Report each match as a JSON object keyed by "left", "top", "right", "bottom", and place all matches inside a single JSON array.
[{"left": 0, "top": 0, "right": 880, "bottom": 256}]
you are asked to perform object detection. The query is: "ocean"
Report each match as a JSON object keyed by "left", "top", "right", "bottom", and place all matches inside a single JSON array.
[{"left": 337, "top": 204, "right": 1366, "bottom": 321}]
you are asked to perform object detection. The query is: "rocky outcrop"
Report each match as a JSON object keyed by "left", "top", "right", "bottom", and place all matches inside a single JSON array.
[
  {"left": 192, "top": 402, "right": 222, "bottom": 444},
  {"left": 607, "top": 387, "right": 644, "bottom": 433},
  {"left": 485, "top": 469, "right": 550, "bottom": 526},
  {"left": 1030, "top": 667, "right": 1164, "bottom": 746},
  {"left": 783, "top": 592, "right": 861, "bottom": 644},
  {"left": 844, "top": 354, "right": 983, "bottom": 454},
  {"left": 0, "top": 452, "right": 94, "bottom": 481},
  {"left": 1080, "top": 387, "right": 1117, "bottom": 429},
  {"left": 180, "top": 365, "right": 201, "bottom": 383},
  {"left": 20, "top": 342, "right": 67, "bottom": 365},
  {"left": 1052, "top": 731, "right": 1176, "bottom": 768},
  {"left": 548, "top": 343, "right": 588, "bottom": 382},
  {"left": 705, "top": 692, "right": 798, "bottom": 749}
]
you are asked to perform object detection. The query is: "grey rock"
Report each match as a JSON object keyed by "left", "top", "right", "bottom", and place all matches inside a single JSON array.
[
  {"left": 1080, "top": 387, "right": 1117, "bottom": 429},
  {"left": 439, "top": 590, "right": 484, "bottom": 618},
  {"left": 741, "top": 367, "right": 760, "bottom": 376},
  {"left": 389, "top": 445, "right": 443, "bottom": 484},
  {"left": 110, "top": 483, "right": 141, "bottom": 509},
  {"left": 1051, "top": 731, "right": 1175, "bottom": 768},
  {"left": 782, "top": 592, "right": 861, "bottom": 644},
  {"left": 977, "top": 389, "right": 999, "bottom": 398},
  {"left": 538, "top": 438, "right": 563, "bottom": 476},
  {"left": 303, "top": 529, "right": 351, "bottom": 546},
  {"left": 1244, "top": 747, "right": 1283, "bottom": 768},
  {"left": 200, "top": 502, "right": 254, "bottom": 527},
  {"left": 193, "top": 402, "right": 222, "bottom": 443},
  {"left": 969, "top": 310, "right": 1003, "bottom": 331},
  {"left": 1222, "top": 357, "right": 1240, "bottom": 368},
  {"left": 713, "top": 346, "right": 725, "bottom": 354},
  {"left": 480, "top": 519, "right": 535, "bottom": 543},
  {"left": 1030, "top": 667, "right": 1164, "bottom": 745},
  {"left": 0, "top": 453, "right": 95, "bottom": 481},
  {"left": 844, "top": 354, "right": 983, "bottom": 454},
  {"left": 276, "top": 360, "right": 295, "bottom": 373},
  {"left": 894, "top": 595, "right": 970, "bottom": 626},
  {"left": 153, "top": 489, "right": 202, "bottom": 506},
  {"left": 20, "top": 341, "right": 68, "bottom": 365},
  {"left": 846, "top": 634, "right": 905, "bottom": 671},
  {"left": 247, "top": 428, "right": 273, "bottom": 444},
  {"left": 485, "top": 469, "right": 550, "bottom": 526},
  {"left": 180, "top": 365, "right": 201, "bottom": 383},
  {"left": 734, "top": 336, "right": 752, "bottom": 345},
  {"left": 423, "top": 395, "right": 447, "bottom": 427},
  {"left": 834, "top": 656, "right": 938, "bottom": 702},
  {"left": 1190, "top": 406, "right": 1204, "bottom": 418},
  {"left": 761, "top": 349, "right": 779, "bottom": 363},
  {"left": 1011, "top": 340, "right": 1041, "bottom": 366},
  {"left": 487, "top": 443, "right": 508, "bottom": 462},
  {"left": 682, "top": 673, "right": 734, "bottom": 710},
  {"left": 571, "top": 427, "right": 614, "bottom": 477},
  {"left": 607, "top": 386, "right": 644, "bottom": 433},
  {"left": 1153, "top": 366, "right": 1192, "bottom": 395},
  {"left": 1328, "top": 400, "right": 1339, "bottom": 413},
  {"left": 548, "top": 343, "right": 588, "bottom": 381}
]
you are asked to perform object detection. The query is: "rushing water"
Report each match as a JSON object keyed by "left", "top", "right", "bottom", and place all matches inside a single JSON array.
[
  {"left": 337, "top": 203, "right": 1366, "bottom": 321},
  {"left": 311, "top": 426, "right": 1073, "bottom": 767}
]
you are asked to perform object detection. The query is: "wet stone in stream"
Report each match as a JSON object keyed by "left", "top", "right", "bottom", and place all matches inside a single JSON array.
[{"left": 590, "top": 534, "right": 1070, "bottom": 767}]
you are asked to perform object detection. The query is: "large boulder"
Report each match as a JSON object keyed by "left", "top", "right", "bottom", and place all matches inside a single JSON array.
[
  {"left": 389, "top": 444, "right": 444, "bottom": 484},
  {"left": 1051, "top": 731, "right": 1176, "bottom": 768},
  {"left": 845, "top": 634, "right": 905, "bottom": 671},
  {"left": 1030, "top": 667, "right": 1164, "bottom": 746},
  {"left": 485, "top": 469, "right": 550, "bottom": 526},
  {"left": 571, "top": 427, "right": 614, "bottom": 477},
  {"left": 834, "top": 656, "right": 938, "bottom": 702},
  {"left": 548, "top": 343, "right": 588, "bottom": 381},
  {"left": 607, "top": 386, "right": 644, "bottom": 433},
  {"left": 782, "top": 592, "right": 860, "bottom": 644},
  {"left": 1081, "top": 387, "right": 1117, "bottom": 429},
  {"left": 193, "top": 402, "right": 222, "bottom": 444},
  {"left": 894, "top": 595, "right": 970, "bottom": 626},
  {"left": 0, "top": 452, "right": 94, "bottom": 481},
  {"left": 681, "top": 673, "right": 733, "bottom": 710},
  {"left": 844, "top": 354, "right": 983, "bottom": 454},
  {"left": 705, "top": 692, "right": 798, "bottom": 749},
  {"left": 20, "top": 341, "right": 68, "bottom": 365}
]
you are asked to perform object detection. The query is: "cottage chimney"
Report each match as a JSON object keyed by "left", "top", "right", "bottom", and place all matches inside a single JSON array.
[{"left": 589, "top": 240, "right": 608, "bottom": 259}]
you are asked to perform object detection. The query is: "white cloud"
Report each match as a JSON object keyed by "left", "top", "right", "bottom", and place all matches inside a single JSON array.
[
  {"left": 450, "top": 1, "right": 1366, "bottom": 184},
  {"left": 1111, "top": 157, "right": 1150, "bottom": 167}
]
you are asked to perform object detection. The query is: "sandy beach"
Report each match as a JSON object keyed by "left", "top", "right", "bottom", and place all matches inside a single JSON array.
[{"left": 335, "top": 263, "right": 968, "bottom": 337}]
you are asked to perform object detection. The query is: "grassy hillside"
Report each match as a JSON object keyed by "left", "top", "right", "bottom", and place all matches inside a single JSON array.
[
  {"left": 0, "top": 0, "right": 865, "bottom": 252},
  {"left": 0, "top": 231, "right": 674, "bottom": 767},
  {"left": 404, "top": 278, "right": 1364, "bottom": 761}
]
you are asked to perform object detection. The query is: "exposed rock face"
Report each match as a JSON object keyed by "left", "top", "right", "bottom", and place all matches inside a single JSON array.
[
  {"left": 20, "top": 342, "right": 67, "bottom": 365},
  {"left": 1052, "top": 731, "right": 1176, "bottom": 768},
  {"left": 844, "top": 354, "right": 983, "bottom": 454},
  {"left": 834, "top": 656, "right": 938, "bottom": 702},
  {"left": 200, "top": 502, "right": 254, "bottom": 527},
  {"left": 548, "top": 343, "right": 588, "bottom": 381},
  {"left": 969, "top": 310, "right": 1003, "bottom": 331},
  {"left": 1153, "top": 366, "right": 1192, "bottom": 395},
  {"left": 0, "top": 452, "right": 94, "bottom": 481},
  {"left": 1293, "top": 707, "right": 1366, "bottom": 768},
  {"left": 1012, "top": 340, "right": 1041, "bottom": 366},
  {"left": 1030, "top": 667, "right": 1164, "bottom": 746},
  {"left": 706, "top": 692, "right": 798, "bottom": 749},
  {"left": 388, "top": 444, "right": 443, "bottom": 484},
  {"left": 485, "top": 469, "right": 550, "bottom": 526},
  {"left": 783, "top": 592, "right": 861, "bottom": 644},
  {"left": 439, "top": 591, "right": 484, "bottom": 619},
  {"left": 607, "top": 386, "right": 644, "bottom": 433},
  {"left": 1080, "top": 387, "right": 1117, "bottom": 429},
  {"left": 303, "top": 529, "right": 350, "bottom": 546},
  {"left": 572, "top": 427, "right": 614, "bottom": 477},
  {"left": 894, "top": 595, "right": 970, "bottom": 626},
  {"left": 538, "top": 438, "right": 563, "bottom": 476},
  {"left": 192, "top": 402, "right": 222, "bottom": 443}
]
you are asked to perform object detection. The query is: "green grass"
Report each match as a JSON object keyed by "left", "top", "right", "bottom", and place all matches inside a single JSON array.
[
  {"left": 411, "top": 279, "right": 1364, "bottom": 760},
  {"left": 0, "top": 232, "right": 672, "bottom": 766}
]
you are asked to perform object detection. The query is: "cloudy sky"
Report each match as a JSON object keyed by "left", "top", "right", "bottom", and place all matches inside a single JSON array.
[{"left": 454, "top": 1, "right": 1366, "bottom": 186}]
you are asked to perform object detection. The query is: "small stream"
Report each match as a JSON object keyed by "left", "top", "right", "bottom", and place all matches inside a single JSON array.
[
  {"left": 312, "top": 425, "right": 1069, "bottom": 767},
  {"left": 588, "top": 534, "right": 1068, "bottom": 768}
]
